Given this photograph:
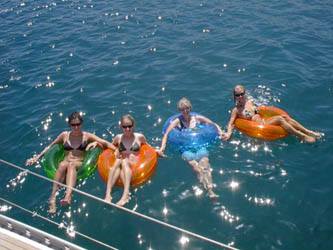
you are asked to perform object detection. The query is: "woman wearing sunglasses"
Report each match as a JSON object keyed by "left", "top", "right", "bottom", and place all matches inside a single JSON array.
[
  {"left": 104, "top": 114, "right": 148, "bottom": 206},
  {"left": 223, "top": 85, "right": 321, "bottom": 143},
  {"left": 26, "top": 112, "right": 116, "bottom": 213}
]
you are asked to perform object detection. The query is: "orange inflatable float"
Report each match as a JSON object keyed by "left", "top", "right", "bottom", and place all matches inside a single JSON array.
[
  {"left": 234, "top": 106, "right": 290, "bottom": 140},
  {"left": 97, "top": 144, "right": 158, "bottom": 186}
]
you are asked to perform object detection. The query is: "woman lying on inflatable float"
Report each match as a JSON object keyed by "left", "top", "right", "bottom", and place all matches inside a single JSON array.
[
  {"left": 26, "top": 112, "right": 116, "bottom": 213},
  {"left": 98, "top": 114, "right": 157, "bottom": 206},
  {"left": 223, "top": 85, "right": 322, "bottom": 143},
  {"left": 157, "top": 98, "right": 225, "bottom": 198}
]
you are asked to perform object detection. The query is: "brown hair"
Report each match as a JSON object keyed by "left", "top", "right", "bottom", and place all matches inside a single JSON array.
[{"left": 68, "top": 112, "right": 83, "bottom": 125}]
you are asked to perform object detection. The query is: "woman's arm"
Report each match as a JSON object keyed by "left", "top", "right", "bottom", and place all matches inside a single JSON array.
[
  {"left": 196, "top": 115, "right": 225, "bottom": 138},
  {"left": 223, "top": 108, "right": 238, "bottom": 141},
  {"left": 138, "top": 133, "right": 148, "bottom": 145},
  {"left": 86, "top": 132, "right": 117, "bottom": 151},
  {"left": 111, "top": 134, "right": 120, "bottom": 147},
  {"left": 157, "top": 119, "right": 179, "bottom": 157},
  {"left": 138, "top": 133, "right": 164, "bottom": 157},
  {"left": 111, "top": 135, "right": 120, "bottom": 158},
  {"left": 25, "top": 131, "right": 66, "bottom": 166}
]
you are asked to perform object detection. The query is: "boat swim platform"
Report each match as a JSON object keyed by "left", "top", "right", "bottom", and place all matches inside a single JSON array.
[{"left": 0, "top": 214, "right": 85, "bottom": 250}]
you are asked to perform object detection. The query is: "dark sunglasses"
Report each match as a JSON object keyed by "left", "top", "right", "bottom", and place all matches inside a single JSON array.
[
  {"left": 122, "top": 125, "right": 133, "bottom": 129},
  {"left": 234, "top": 92, "right": 245, "bottom": 97},
  {"left": 180, "top": 107, "right": 190, "bottom": 112},
  {"left": 70, "top": 123, "right": 81, "bottom": 127}
]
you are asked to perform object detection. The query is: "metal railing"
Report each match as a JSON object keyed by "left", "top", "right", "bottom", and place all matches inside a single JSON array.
[{"left": 0, "top": 158, "right": 239, "bottom": 250}]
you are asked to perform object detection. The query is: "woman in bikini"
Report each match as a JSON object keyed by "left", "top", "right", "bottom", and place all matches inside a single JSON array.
[
  {"left": 26, "top": 112, "right": 116, "bottom": 213},
  {"left": 223, "top": 85, "right": 322, "bottom": 143},
  {"left": 104, "top": 114, "right": 148, "bottom": 206},
  {"left": 157, "top": 98, "right": 225, "bottom": 198}
]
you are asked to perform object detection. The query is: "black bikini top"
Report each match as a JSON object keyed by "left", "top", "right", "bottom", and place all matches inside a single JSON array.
[
  {"left": 178, "top": 116, "right": 198, "bottom": 130},
  {"left": 118, "top": 141, "right": 141, "bottom": 152},
  {"left": 63, "top": 141, "right": 88, "bottom": 151},
  {"left": 63, "top": 132, "right": 88, "bottom": 151}
]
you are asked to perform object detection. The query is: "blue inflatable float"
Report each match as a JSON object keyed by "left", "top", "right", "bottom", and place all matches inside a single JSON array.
[{"left": 162, "top": 112, "right": 219, "bottom": 152}]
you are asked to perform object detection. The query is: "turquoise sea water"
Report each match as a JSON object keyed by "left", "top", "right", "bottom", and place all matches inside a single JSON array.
[{"left": 1, "top": 0, "right": 332, "bottom": 249}]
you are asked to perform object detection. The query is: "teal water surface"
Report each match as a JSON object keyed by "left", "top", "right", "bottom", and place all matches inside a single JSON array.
[{"left": 1, "top": 0, "right": 332, "bottom": 249}]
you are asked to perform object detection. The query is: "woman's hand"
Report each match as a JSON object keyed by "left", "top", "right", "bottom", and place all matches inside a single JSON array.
[
  {"left": 114, "top": 148, "right": 121, "bottom": 159},
  {"left": 86, "top": 141, "right": 98, "bottom": 151},
  {"left": 221, "top": 132, "right": 231, "bottom": 141},
  {"left": 156, "top": 149, "right": 166, "bottom": 158},
  {"left": 25, "top": 157, "right": 37, "bottom": 166}
]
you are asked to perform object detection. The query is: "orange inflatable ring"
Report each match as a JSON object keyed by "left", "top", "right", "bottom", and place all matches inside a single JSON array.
[
  {"left": 234, "top": 106, "right": 290, "bottom": 140},
  {"left": 97, "top": 144, "right": 158, "bottom": 186}
]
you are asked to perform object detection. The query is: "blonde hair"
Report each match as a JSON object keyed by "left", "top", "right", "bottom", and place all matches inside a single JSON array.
[
  {"left": 177, "top": 97, "right": 192, "bottom": 111},
  {"left": 233, "top": 85, "right": 246, "bottom": 103},
  {"left": 120, "top": 114, "right": 135, "bottom": 127}
]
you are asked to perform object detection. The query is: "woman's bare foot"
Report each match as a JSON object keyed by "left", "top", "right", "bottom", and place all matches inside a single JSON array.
[
  {"left": 60, "top": 200, "right": 70, "bottom": 206},
  {"left": 309, "top": 131, "right": 322, "bottom": 138},
  {"left": 60, "top": 196, "right": 71, "bottom": 206},
  {"left": 207, "top": 184, "right": 219, "bottom": 199},
  {"left": 303, "top": 135, "right": 316, "bottom": 143},
  {"left": 104, "top": 194, "right": 112, "bottom": 203},
  {"left": 116, "top": 196, "right": 130, "bottom": 206},
  {"left": 48, "top": 199, "right": 56, "bottom": 214},
  {"left": 208, "top": 190, "right": 219, "bottom": 199}
]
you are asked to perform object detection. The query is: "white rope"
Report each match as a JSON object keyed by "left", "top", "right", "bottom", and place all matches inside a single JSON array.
[
  {"left": 0, "top": 159, "right": 239, "bottom": 250},
  {"left": 0, "top": 197, "right": 118, "bottom": 250}
]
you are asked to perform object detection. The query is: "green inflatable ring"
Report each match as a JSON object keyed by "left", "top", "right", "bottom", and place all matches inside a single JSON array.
[{"left": 42, "top": 143, "right": 101, "bottom": 181}]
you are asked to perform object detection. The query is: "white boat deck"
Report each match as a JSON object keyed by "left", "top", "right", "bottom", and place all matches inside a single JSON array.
[
  {"left": 0, "top": 227, "right": 53, "bottom": 250},
  {"left": 0, "top": 214, "right": 85, "bottom": 250}
]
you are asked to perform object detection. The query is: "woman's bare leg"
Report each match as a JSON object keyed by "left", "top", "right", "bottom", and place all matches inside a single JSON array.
[
  {"left": 265, "top": 116, "right": 315, "bottom": 143},
  {"left": 198, "top": 157, "right": 219, "bottom": 198},
  {"left": 283, "top": 116, "right": 321, "bottom": 137},
  {"left": 187, "top": 158, "right": 219, "bottom": 198},
  {"left": 61, "top": 161, "right": 80, "bottom": 206},
  {"left": 104, "top": 159, "right": 121, "bottom": 203},
  {"left": 187, "top": 159, "right": 208, "bottom": 188},
  {"left": 48, "top": 161, "right": 68, "bottom": 213},
  {"left": 116, "top": 160, "right": 132, "bottom": 206}
]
